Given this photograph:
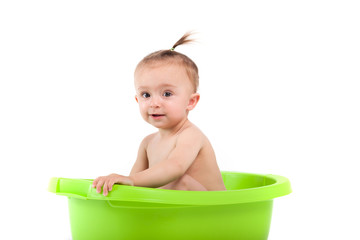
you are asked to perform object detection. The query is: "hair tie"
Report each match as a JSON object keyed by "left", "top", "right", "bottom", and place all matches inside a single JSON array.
[{"left": 170, "top": 47, "right": 175, "bottom": 51}]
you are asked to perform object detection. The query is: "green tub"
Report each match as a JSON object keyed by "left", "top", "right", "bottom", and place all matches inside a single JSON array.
[{"left": 49, "top": 171, "right": 291, "bottom": 240}]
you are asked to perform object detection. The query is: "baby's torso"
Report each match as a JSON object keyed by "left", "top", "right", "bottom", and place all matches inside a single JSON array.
[{"left": 146, "top": 132, "right": 226, "bottom": 191}]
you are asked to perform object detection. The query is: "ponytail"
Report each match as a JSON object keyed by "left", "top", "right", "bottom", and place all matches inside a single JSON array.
[{"left": 171, "top": 32, "right": 196, "bottom": 51}]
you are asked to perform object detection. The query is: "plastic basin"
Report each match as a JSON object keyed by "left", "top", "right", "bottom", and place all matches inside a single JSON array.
[{"left": 49, "top": 171, "right": 291, "bottom": 240}]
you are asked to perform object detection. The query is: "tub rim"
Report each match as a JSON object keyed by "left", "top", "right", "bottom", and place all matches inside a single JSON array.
[{"left": 48, "top": 171, "right": 291, "bottom": 206}]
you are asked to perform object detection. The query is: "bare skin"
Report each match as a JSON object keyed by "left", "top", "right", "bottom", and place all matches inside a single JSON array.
[
  {"left": 92, "top": 63, "right": 226, "bottom": 195},
  {"left": 131, "top": 120, "right": 226, "bottom": 191}
]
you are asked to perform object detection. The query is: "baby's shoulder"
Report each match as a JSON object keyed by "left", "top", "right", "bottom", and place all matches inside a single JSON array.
[
  {"left": 140, "top": 132, "right": 157, "bottom": 146},
  {"left": 177, "top": 123, "right": 206, "bottom": 143}
]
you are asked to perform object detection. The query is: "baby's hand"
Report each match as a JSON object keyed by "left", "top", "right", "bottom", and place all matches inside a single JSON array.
[{"left": 92, "top": 174, "right": 134, "bottom": 196}]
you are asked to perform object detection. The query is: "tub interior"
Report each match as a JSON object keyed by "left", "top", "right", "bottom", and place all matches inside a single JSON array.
[{"left": 222, "top": 172, "right": 276, "bottom": 190}]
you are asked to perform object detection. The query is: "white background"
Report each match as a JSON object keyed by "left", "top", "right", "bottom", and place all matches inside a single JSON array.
[{"left": 1, "top": 0, "right": 359, "bottom": 239}]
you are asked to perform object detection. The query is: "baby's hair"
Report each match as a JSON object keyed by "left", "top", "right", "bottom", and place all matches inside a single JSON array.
[
  {"left": 171, "top": 32, "right": 195, "bottom": 50},
  {"left": 135, "top": 32, "right": 199, "bottom": 93}
]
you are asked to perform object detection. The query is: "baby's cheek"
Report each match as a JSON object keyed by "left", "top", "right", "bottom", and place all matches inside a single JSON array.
[{"left": 139, "top": 105, "right": 148, "bottom": 115}]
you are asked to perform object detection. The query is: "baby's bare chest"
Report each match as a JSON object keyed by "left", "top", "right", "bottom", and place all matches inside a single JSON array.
[{"left": 146, "top": 138, "right": 176, "bottom": 167}]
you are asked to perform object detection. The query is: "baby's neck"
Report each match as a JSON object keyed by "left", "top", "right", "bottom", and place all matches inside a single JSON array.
[{"left": 157, "top": 118, "right": 191, "bottom": 138}]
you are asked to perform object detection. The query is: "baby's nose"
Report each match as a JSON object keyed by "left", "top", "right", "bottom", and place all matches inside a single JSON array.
[{"left": 150, "top": 96, "right": 161, "bottom": 107}]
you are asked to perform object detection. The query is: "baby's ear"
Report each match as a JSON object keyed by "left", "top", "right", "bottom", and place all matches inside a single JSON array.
[{"left": 187, "top": 93, "right": 200, "bottom": 111}]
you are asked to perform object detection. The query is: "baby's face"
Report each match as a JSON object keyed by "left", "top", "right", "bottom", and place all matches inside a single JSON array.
[{"left": 134, "top": 63, "right": 198, "bottom": 129}]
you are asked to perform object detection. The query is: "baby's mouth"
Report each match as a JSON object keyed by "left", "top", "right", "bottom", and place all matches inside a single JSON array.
[{"left": 150, "top": 114, "right": 165, "bottom": 119}]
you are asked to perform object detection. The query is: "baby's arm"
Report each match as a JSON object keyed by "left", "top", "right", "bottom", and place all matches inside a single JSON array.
[
  {"left": 92, "top": 135, "right": 150, "bottom": 196},
  {"left": 93, "top": 129, "right": 203, "bottom": 195},
  {"left": 129, "top": 129, "right": 203, "bottom": 188},
  {"left": 129, "top": 135, "right": 150, "bottom": 175}
]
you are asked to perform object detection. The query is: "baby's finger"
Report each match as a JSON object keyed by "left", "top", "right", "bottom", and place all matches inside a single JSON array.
[
  {"left": 92, "top": 177, "right": 100, "bottom": 188},
  {"left": 104, "top": 179, "right": 115, "bottom": 196},
  {"left": 96, "top": 178, "right": 105, "bottom": 193},
  {"left": 103, "top": 181, "right": 109, "bottom": 196},
  {"left": 108, "top": 179, "right": 117, "bottom": 192}
]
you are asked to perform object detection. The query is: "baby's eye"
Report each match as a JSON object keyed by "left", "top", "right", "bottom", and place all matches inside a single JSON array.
[
  {"left": 163, "top": 91, "right": 172, "bottom": 97},
  {"left": 141, "top": 92, "right": 150, "bottom": 98}
]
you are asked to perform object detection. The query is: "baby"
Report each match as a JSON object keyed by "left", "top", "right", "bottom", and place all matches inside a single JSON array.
[{"left": 92, "top": 32, "right": 226, "bottom": 196}]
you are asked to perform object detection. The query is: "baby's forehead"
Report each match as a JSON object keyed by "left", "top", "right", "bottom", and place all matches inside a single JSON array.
[
  {"left": 134, "top": 63, "right": 192, "bottom": 88},
  {"left": 135, "top": 61, "right": 185, "bottom": 75},
  {"left": 135, "top": 79, "right": 188, "bottom": 91}
]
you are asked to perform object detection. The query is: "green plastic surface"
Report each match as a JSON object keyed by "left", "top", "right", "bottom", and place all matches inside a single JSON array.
[{"left": 49, "top": 171, "right": 291, "bottom": 240}]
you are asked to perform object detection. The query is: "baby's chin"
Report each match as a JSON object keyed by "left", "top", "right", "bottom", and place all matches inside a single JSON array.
[
  {"left": 148, "top": 121, "right": 170, "bottom": 129},
  {"left": 151, "top": 119, "right": 190, "bottom": 131}
]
